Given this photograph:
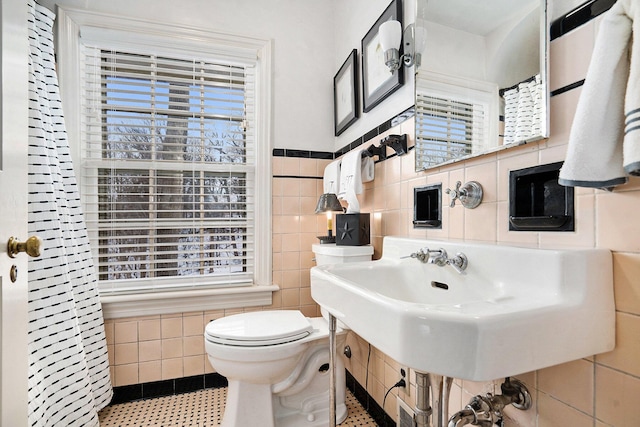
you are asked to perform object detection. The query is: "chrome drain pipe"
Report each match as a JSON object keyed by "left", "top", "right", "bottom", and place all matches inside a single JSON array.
[
  {"left": 415, "top": 372, "right": 453, "bottom": 427},
  {"left": 328, "top": 313, "right": 337, "bottom": 427},
  {"left": 414, "top": 372, "right": 432, "bottom": 427}
]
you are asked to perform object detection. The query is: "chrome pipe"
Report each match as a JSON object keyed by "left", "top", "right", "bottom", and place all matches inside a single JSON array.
[
  {"left": 329, "top": 313, "right": 337, "bottom": 427},
  {"left": 414, "top": 372, "right": 432, "bottom": 427},
  {"left": 441, "top": 377, "right": 453, "bottom": 427},
  {"left": 447, "top": 409, "right": 475, "bottom": 427}
]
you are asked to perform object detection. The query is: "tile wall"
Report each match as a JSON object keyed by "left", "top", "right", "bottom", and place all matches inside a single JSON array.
[{"left": 103, "top": 10, "right": 640, "bottom": 427}]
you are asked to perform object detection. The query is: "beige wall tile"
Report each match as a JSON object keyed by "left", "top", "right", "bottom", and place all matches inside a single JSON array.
[
  {"left": 538, "top": 359, "right": 594, "bottom": 415},
  {"left": 161, "top": 317, "right": 183, "bottom": 339},
  {"left": 162, "top": 338, "right": 183, "bottom": 359},
  {"left": 596, "top": 191, "right": 640, "bottom": 252},
  {"left": 161, "top": 358, "right": 183, "bottom": 380},
  {"left": 138, "top": 340, "right": 161, "bottom": 362},
  {"left": 138, "top": 360, "right": 161, "bottom": 383},
  {"left": 613, "top": 252, "right": 640, "bottom": 315},
  {"left": 114, "top": 321, "right": 138, "bottom": 344},
  {"left": 537, "top": 393, "right": 593, "bottom": 427},
  {"left": 183, "top": 355, "right": 206, "bottom": 377},
  {"left": 549, "top": 22, "right": 594, "bottom": 92},
  {"left": 183, "top": 314, "right": 204, "bottom": 337},
  {"left": 281, "top": 180, "right": 301, "bottom": 198},
  {"left": 183, "top": 336, "right": 204, "bottom": 357},
  {"left": 104, "top": 320, "right": 114, "bottom": 345},
  {"left": 596, "top": 312, "right": 640, "bottom": 377},
  {"left": 595, "top": 364, "right": 640, "bottom": 427},
  {"left": 114, "top": 363, "right": 138, "bottom": 387},
  {"left": 138, "top": 319, "right": 161, "bottom": 341},
  {"left": 281, "top": 157, "right": 300, "bottom": 176},
  {"left": 114, "top": 342, "right": 138, "bottom": 365}
]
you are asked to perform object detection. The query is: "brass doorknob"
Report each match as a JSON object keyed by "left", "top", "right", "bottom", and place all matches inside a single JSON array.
[{"left": 7, "top": 236, "right": 43, "bottom": 258}]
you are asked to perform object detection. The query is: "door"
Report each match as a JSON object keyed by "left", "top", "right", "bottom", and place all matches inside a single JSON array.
[{"left": 0, "top": 0, "right": 29, "bottom": 425}]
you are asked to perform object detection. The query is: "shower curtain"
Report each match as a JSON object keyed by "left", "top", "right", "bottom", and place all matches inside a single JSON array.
[
  {"left": 27, "top": 1, "right": 113, "bottom": 426},
  {"left": 503, "top": 74, "right": 543, "bottom": 145}
]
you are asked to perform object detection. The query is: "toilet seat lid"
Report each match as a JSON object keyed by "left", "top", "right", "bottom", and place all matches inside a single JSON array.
[{"left": 205, "top": 310, "right": 313, "bottom": 346}]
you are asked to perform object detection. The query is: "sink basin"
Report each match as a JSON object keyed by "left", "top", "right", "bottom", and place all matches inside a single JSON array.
[{"left": 310, "top": 237, "right": 615, "bottom": 381}]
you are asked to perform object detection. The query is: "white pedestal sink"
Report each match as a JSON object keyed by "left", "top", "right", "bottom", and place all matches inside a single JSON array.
[{"left": 310, "top": 237, "right": 615, "bottom": 382}]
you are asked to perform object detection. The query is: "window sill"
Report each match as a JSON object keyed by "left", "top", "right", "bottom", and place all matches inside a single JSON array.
[{"left": 100, "top": 284, "right": 280, "bottom": 319}]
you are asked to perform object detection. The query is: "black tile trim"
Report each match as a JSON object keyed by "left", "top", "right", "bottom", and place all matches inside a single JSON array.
[
  {"left": 550, "top": 0, "right": 616, "bottom": 41},
  {"left": 346, "top": 370, "right": 397, "bottom": 427},
  {"left": 273, "top": 175, "right": 322, "bottom": 180},
  {"left": 272, "top": 148, "right": 334, "bottom": 160},
  {"left": 273, "top": 105, "right": 415, "bottom": 165},
  {"left": 109, "top": 373, "right": 228, "bottom": 405},
  {"left": 550, "top": 79, "right": 585, "bottom": 97}
]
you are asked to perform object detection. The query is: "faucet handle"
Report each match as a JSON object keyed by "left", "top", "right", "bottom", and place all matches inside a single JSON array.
[
  {"left": 404, "top": 247, "right": 430, "bottom": 263},
  {"left": 445, "top": 181, "right": 462, "bottom": 208},
  {"left": 445, "top": 181, "right": 483, "bottom": 209},
  {"left": 447, "top": 252, "right": 468, "bottom": 274}
]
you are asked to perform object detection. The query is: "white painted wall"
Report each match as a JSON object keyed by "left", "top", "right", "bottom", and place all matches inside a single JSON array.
[
  {"left": 41, "top": 0, "right": 337, "bottom": 152},
  {"left": 332, "top": 0, "right": 415, "bottom": 151},
  {"left": 42, "top": 0, "right": 569, "bottom": 154}
]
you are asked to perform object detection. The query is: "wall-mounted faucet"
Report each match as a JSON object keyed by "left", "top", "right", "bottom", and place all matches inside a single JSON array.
[
  {"left": 445, "top": 181, "right": 483, "bottom": 209},
  {"left": 409, "top": 247, "right": 468, "bottom": 274}
]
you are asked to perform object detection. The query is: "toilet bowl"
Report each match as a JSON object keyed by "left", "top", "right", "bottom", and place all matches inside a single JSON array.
[
  {"left": 205, "top": 311, "right": 347, "bottom": 427},
  {"left": 204, "top": 244, "right": 373, "bottom": 427}
]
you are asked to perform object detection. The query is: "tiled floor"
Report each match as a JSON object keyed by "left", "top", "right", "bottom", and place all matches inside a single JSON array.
[{"left": 99, "top": 387, "right": 379, "bottom": 426}]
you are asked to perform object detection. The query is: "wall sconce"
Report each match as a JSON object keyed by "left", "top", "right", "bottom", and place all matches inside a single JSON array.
[
  {"left": 379, "top": 20, "right": 416, "bottom": 71},
  {"left": 315, "top": 193, "right": 344, "bottom": 244}
]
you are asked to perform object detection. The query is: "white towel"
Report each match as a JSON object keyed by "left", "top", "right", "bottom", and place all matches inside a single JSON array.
[
  {"left": 323, "top": 159, "right": 341, "bottom": 194},
  {"left": 558, "top": 0, "right": 640, "bottom": 189},
  {"left": 338, "top": 149, "right": 365, "bottom": 213},
  {"left": 361, "top": 155, "right": 375, "bottom": 183}
]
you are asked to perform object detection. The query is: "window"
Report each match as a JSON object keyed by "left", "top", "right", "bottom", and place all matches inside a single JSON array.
[
  {"left": 58, "top": 10, "right": 273, "bottom": 311},
  {"left": 414, "top": 72, "right": 498, "bottom": 170},
  {"left": 415, "top": 94, "right": 478, "bottom": 167}
]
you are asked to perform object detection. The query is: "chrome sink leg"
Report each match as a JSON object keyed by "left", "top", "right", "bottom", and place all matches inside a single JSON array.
[
  {"left": 329, "top": 313, "right": 337, "bottom": 427},
  {"left": 415, "top": 371, "right": 453, "bottom": 427}
]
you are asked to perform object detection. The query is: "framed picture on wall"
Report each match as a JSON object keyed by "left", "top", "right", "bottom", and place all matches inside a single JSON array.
[
  {"left": 334, "top": 49, "right": 359, "bottom": 136},
  {"left": 361, "top": 0, "right": 404, "bottom": 113}
]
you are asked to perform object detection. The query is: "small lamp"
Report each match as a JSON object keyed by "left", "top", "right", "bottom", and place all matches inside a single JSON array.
[
  {"left": 314, "top": 193, "right": 344, "bottom": 244},
  {"left": 379, "top": 20, "right": 416, "bottom": 72}
]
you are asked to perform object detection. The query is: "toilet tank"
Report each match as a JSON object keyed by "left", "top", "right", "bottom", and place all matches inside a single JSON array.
[{"left": 312, "top": 243, "right": 373, "bottom": 266}]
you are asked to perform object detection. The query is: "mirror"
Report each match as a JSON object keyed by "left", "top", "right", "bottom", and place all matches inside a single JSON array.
[{"left": 414, "top": 0, "right": 549, "bottom": 171}]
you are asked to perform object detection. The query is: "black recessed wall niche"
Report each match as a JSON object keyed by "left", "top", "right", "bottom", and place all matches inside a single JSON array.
[
  {"left": 414, "top": 184, "right": 442, "bottom": 228},
  {"left": 509, "top": 162, "right": 574, "bottom": 232}
]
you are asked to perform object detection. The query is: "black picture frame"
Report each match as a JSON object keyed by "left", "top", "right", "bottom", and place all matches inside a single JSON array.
[
  {"left": 334, "top": 49, "right": 359, "bottom": 136},
  {"left": 361, "top": 0, "right": 404, "bottom": 113}
]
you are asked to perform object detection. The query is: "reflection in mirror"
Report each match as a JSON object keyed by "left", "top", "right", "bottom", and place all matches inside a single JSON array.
[{"left": 414, "top": 0, "right": 548, "bottom": 171}]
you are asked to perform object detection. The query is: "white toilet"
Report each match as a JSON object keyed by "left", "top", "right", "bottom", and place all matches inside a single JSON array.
[{"left": 204, "top": 244, "right": 373, "bottom": 427}]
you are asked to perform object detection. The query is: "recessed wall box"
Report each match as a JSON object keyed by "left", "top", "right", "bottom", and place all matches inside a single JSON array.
[
  {"left": 413, "top": 184, "right": 442, "bottom": 228},
  {"left": 509, "top": 162, "right": 574, "bottom": 231}
]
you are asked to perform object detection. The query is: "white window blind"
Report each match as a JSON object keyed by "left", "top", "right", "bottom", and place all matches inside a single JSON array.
[
  {"left": 415, "top": 93, "right": 485, "bottom": 169},
  {"left": 80, "top": 44, "right": 257, "bottom": 294}
]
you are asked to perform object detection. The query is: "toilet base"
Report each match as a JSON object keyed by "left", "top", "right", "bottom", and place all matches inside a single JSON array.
[
  {"left": 221, "top": 378, "right": 348, "bottom": 427},
  {"left": 275, "top": 401, "right": 348, "bottom": 427},
  {"left": 221, "top": 381, "right": 274, "bottom": 427}
]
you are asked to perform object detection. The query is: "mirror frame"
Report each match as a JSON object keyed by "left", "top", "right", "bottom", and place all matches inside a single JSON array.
[{"left": 414, "top": 0, "right": 549, "bottom": 172}]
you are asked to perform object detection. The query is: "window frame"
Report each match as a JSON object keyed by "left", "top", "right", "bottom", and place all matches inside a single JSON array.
[
  {"left": 56, "top": 8, "right": 275, "bottom": 318},
  {"left": 415, "top": 71, "right": 499, "bottom": 170}
]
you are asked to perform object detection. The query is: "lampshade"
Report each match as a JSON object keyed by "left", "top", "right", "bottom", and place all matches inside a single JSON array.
[
  {"left": 314, "top": 193, "right": 343, "bottom": 214},
  {"left": 379, "top": 20, "right": 402, "bottom": 52}
]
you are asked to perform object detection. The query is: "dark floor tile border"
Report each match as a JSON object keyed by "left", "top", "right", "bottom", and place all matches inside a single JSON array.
[
  {"left": 346, "top": 370, "right": 397, "bottom": 427},
  {"left": 109, "top": 373, "right": 228, "bottom": 405},
  {"left": 108, "top": 370, "right": 393, "bottom": 426}
]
